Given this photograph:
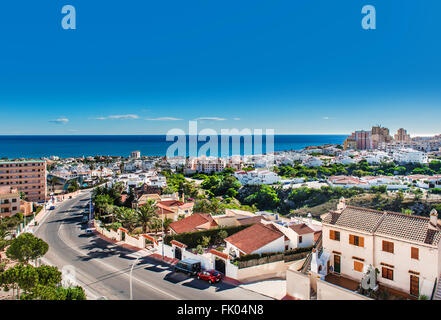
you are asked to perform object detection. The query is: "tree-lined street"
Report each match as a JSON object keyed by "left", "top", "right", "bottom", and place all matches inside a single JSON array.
[{"left": 33, "top": 190, "right": 271, "bottom": 300}]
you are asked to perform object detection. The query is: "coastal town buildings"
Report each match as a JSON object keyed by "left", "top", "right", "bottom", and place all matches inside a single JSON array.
[
  {"left": 185, "top": 157, "right": 227, "bottom": 174},
  {"left": 0, "top": 186, "right": 20, "bottom": 218},
  {"left": 394, "top": 128, "right": 411, "bottom": 142},
  {"left": 130, "top": 150, "right": 141, "bottom": 159},
  {"left": 393, "top": 148, "right": 428, "bottom": 164},
  {"left": 234, "top": 169, "right": 281, "bottom": 185},
  {"left": 0, "top": 160, "right": 47, "bottom": 202},
  {"left": 344, "top": 126, "right": 393, "bottom": 151}
]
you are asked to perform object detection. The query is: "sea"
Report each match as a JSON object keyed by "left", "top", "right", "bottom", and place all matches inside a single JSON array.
[{"left": 0, "top": 135, "right": 346, "bottom": 159}]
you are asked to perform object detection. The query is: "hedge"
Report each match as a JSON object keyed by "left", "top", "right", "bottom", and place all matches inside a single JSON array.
[
  {"left": 164, "top": 225, "right": 249, "bottom": 249},
  {"left": 284, "top": 245, "right": 314, "bottom": 256}
]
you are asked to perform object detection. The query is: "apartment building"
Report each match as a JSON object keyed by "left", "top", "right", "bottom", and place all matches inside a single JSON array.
[
  {"left": 393, "top": 148, "right": 428, "bottom": 164},
  {"left": 0, "top": 186, "right": 20, "bottom": 218},
  {"left": 0, "top": 160, "right": 47, "bottom": 202},
  {"left": 186, "top": 157, "right": 227, "bottom": 174},
  {"left": 320, "top": 198, "right": 441, "bottom": 298}
]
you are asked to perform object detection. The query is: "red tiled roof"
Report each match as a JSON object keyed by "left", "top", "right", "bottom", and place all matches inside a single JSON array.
[
  {"left": 290, "top": 223, "right": 315, "bottom": 235},
  {"left": 169, "top": 213, "right": 218, "bottom": 234},
  {"left": 209, "top": 249, "right": 229, "bottom": 260},
  {"left": 224, "top": 223, "right": 284, "bottom": 255},
  {"left": 171, "top": 240, "right": 187, "bottom": 248}
]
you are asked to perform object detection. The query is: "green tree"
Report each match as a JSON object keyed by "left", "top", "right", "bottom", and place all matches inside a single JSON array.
[
  {"left": 6, "top": 233, "right": 49, "bottom": 264},
  {"left": 114, "top": 207, "right": 138, "bottom": 232},
  {"left": 136, "top": 200, "right": 157, "bottom": 233}
]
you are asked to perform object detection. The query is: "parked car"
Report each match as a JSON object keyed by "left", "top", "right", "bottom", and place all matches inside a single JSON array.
[
  {"left": 49, "top": 206, "right": 56, "bottom": 210},
  {"left": 197, "top": 270, "right": 222, "bottom": 284},
  {"left": 173, "top": 259, "right": 202, "bottom": 276},
  {"left": 85, "top": 228, "right": 94, "bottom": 235},
  {"left": 81, "top": 215, "right": 89, "bottom": 224}
]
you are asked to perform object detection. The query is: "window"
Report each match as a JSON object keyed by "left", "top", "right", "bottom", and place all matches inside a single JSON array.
[
  {"left": 382, "top": 267, "right": 393, "bottom": 281},
  {"left": 349, "top": 234, "right": 364, "bottom": 247},
  {"left": 382, "top": 240, "right": 394, "bottom": 254},
  {"left": 410, "top": 275, "right": 419, "bottom": 297},
  {"left": 354, "top": 261, "right": 363, "bottom": 272},
  {"left": 411, "top": 247, "right": 419, "bottom": 260},
  {"left": 330, "top": 230, "right": 340, "bottom": 241},
  {"left": 299, "top": 236, "right": 303, "bottom": 243}
]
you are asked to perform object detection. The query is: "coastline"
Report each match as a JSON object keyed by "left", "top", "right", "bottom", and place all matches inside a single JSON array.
[{"left": 0, "top": 134, "right": 346, "bottom": 159}]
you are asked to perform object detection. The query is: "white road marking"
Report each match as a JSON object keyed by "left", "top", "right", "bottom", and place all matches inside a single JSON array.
[{"left": 57, "top": 221, "right": 181, "bottom": 300}]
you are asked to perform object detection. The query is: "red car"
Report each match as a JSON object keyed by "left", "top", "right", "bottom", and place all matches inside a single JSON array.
[{"left": 197, "top": 270, "right": 222, "bottom": 284}]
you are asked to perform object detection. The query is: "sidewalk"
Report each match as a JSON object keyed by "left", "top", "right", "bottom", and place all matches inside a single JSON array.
[{"left": 239, "top": 278, "right": 287, "bottom": 300}]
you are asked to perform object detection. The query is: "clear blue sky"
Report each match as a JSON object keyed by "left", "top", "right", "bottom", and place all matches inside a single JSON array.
[{"left": 0, "top": 0, "right": 440, "bottom": 136}]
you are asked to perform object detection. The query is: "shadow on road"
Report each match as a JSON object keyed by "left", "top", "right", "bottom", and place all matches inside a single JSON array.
[{"left": 163, "top": 272, "right": 188, "bottom": 285}]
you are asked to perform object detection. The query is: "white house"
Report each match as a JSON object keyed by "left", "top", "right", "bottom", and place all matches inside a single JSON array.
[
  {"left": 319, "top": 197, "right": 441, "bottom": 298},
  {"left": 224, "top": 222, "right": 285, "bottom": 258},
  {"left": 234, "top": 169, "right": 281, "bottom": 185}
]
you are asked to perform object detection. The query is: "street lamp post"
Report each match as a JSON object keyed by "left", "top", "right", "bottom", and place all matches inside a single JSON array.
[
  {"left": 161, "top": 207, "right": 164, "bottom": 260},
  {"left": 129, "top": 255, "right": 141, "bottom": 300},
  {"left": 89, "top": 192, "right": 92, "bottom": 223}
]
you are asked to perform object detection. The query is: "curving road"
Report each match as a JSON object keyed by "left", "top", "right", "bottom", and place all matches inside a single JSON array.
[{"left": 34, "top": 190, "right": 272, "bottom": 300}]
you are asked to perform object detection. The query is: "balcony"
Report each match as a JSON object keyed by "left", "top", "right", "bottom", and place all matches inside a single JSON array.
[{"left": 324, "top": 273, "right": 416, "bottom": 300}]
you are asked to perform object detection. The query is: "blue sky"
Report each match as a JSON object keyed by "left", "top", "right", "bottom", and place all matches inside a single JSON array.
[{"left": 0, "top": 0, "right": 440, "bottom": 136}]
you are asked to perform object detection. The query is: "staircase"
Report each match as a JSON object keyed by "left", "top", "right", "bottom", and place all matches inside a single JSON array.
[
  {"left": 300, "top": 233, "right": 323, "bottom": 274},
  {"left": 432, "top": 278, "right": 441, "bottom": 300}
]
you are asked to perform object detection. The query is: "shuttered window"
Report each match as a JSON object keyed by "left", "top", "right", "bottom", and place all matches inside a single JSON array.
[
  {"left": 330, "top": 230, "right": 340, "bottom": 241},
  {"left": 349, "top": 234, "right": 364, "bottom": 247},
  {"left": 411, "top": 247, "right": 419, "bottom": 260},
  {"left": 382, "top": 267, "right": 394, "bottom": 281},
  {"left": 354, "top": 261, "right": 363, "bottom": 272},
  {"left": 382, "top": 241, "right": 394, "bottom": 253}
]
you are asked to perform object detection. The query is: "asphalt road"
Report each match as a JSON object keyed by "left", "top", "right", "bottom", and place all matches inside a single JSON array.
[{"left": 34, "top": 190, "right": 272, "bottom": 300}]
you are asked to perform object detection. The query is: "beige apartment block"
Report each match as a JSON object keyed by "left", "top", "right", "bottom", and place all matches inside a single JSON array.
[
  {"left": 0, "top": 160, "right": 47, "bottom": 202},
  {"left": 0, "top": 186, "right": 20, "bottom": 218}
]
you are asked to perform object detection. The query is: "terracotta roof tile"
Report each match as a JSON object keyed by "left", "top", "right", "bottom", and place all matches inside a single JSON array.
[
  {"left": 323, "top": 205, "right": 441, "bottom": 246},
  {"left": 224, "top": 223, "right": 284, "bottom": 255},
  {"left": 290, "top": 223, "right": 315, "bottom": 235},
  {"left": 169, "top": 213, "right": 217, "bottom": 234}
]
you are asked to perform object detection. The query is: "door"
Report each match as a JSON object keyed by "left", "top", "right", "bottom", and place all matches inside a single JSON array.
[
  {"left": 215, "top": 258, "right": 226, "bottom": 274},
  {"left": 334, "top": 255, "right": 341, "bottom": 274},
  {"left": 174, "top": 247, "right": 182, "bottom": 260},
  {"left": 410, "top": 275, "right": 419, "bottom": 297}
]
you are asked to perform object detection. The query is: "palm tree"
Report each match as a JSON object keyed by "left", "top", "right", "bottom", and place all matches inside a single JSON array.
[
  {"left": 115, "top": 207, "right": 137, "bottom": 232},
  {"left": 136, "top": 200, "right": 157, "bottom": 233},
  {"left": 48, "top": 176, "right": 60, "bottom": 193},
  {"left": 94, "top": 194, "right": 112, "bottom": 219},
  {"left": 163, "top": 217, "right": 173, "bottom": 233},
  {"left": 149, "top": 218, "right": 162, "bottom": 235}
]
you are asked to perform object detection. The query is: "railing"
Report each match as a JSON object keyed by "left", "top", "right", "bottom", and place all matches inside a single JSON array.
[
  {"left": 431, "top": 277, "right": 438, "bottom": 300},
  {"left": 300, "top": 233, "right": 323, "bottom": 274}
]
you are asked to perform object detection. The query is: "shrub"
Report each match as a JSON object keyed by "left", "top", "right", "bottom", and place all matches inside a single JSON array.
[
  {"left": 164, "top": 225, "right": 249, "bottom": 249},
  {"left": 284, "top": 246, "right": 314, "bottom": 256}
]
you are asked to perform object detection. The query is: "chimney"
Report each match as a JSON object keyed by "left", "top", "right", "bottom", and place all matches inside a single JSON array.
[
  {"left": 429, "top": 209, "right": 438, "bottom": 229},
  {"left": 337, "top": 197, "right": 346, "bottom": 212}
]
